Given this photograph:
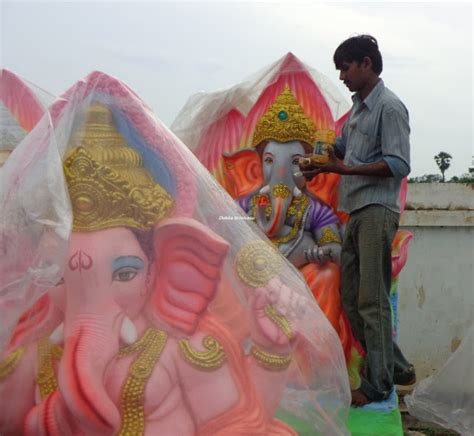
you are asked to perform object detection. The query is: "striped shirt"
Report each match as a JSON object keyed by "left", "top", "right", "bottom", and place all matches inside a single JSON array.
[{"left": 335, "top": 79, "right": 411, "bottom": 214}]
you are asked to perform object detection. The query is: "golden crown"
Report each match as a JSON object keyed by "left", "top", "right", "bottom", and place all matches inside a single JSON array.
[
  {"left": 251, "top": 85, "right": 336, "bottom": 147},
  {"left": 63, "top": 104, "right": 174, "bottom": 232}
]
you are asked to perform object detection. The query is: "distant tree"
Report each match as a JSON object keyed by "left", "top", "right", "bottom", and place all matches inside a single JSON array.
[
  {"left": 449, "top": 173, "right": 474, "bottom": 184},
  {"left": 434, "top": 152, "right": 452, "bottom": 182},
  {"left": 408, "top": 174, "right": 442, "bottom": 183}
]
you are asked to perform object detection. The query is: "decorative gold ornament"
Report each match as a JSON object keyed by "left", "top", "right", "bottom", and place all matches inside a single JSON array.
[
  {"left": 118, "top": 329, "right": 168, "bottom": 436},
  {"left": 252, "top": 85, "right": 318, "bottom": 147},
  {"left": 270, "top": 194, "right": 309, "bottom": 247},
  {"left": 37, "top": 338, "right": 63, "bottom": 399},
  {"left": 178, "top": 336, "right": 226, "bottom": 371},
  {"left": 264, "top": 305, "right": 293, "bottom": 339},
  {"left": 0, "top": 346, "right": 25, "bottom": 381},
  {"left": 318, "top": 227, "right": 341, "bottom": 245},
  {"left": 63, "top": 104, "right": 174, "bottom": 232},
  {"left": 250, "top": 345, "right": 291, "bottom": 371},
  {"left": 271, "top": 183, "right": 291, "bottom": 199},
  {"left": 236, "top": 241, "right": 283, "bottom": 288}
]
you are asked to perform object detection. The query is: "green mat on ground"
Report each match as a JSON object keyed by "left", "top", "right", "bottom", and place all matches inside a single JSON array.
[{"left": 277, "top": 399, "right": 403, "bottom": 435}]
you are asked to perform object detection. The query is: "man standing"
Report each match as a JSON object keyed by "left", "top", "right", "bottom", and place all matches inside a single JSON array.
[{"left": 301, "top": 35, "right": 416, "bottom": 406}]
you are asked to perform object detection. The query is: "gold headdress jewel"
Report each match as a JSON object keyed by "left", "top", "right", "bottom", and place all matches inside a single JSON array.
[
  {"left": 251, "top": 84, "right": 336, "bottom": 147},
  {"left": 63, "top": 104, "right": 174, "bottom": 232}
]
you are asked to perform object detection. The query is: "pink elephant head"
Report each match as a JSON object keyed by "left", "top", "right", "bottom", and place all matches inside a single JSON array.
[{"left": 14, "top": 73, "right": 232, "bottom": 434}]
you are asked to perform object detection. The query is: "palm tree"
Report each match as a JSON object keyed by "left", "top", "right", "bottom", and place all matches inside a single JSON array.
[{"left": 434, "top": 152, "right": 452, "bottom": 182}]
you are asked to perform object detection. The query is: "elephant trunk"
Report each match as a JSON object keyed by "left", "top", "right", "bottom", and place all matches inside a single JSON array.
[
  {"left": 256, "top": 184, "right": 292, "bottom": 238},
  {"left": 58, "top": 314, "right": 122, "bottom": 434}
]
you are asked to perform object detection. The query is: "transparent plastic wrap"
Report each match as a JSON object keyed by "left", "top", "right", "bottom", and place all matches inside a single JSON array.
[
  {"left": 0, "top": 71, "right": 350, "bottom": 435},
  {"left": 0, "top": 68, "right": 55, "bottom": 166},
  {"left": 405, "top": 325, "right": 474, "bottom": 435}
]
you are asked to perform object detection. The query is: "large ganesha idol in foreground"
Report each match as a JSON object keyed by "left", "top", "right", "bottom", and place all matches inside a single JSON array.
[
  {"left": 0, "top": 72, "right": 350, "bottom": 435},
  {"left": 172, "top": 53, "right": 413, "bottom": 389}
]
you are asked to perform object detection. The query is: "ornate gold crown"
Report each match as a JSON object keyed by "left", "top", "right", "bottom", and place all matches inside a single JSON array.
[
  {"left": 251, "top": 85, "right": 336, "bottom": 147},
  {"left": 63, "top": 104, "right": 174, "bottom": 232}
]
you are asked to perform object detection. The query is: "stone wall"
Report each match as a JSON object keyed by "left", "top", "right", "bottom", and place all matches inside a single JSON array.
[{"left": 397, "top": 183, "right": 473, "bottom": 379}]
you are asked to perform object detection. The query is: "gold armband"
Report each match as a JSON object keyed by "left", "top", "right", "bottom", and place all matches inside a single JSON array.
[
  {"left": 318, "top": 227, "right": 341, "bottom": 245},
  {"left": 251, "top": 345, "right": 291, "bottom": 371},
  {"left": 0, "top": 346, "right": 25, "bottom": 381},
  {"left": 179, "top": 336, "right": 226, "bottom": 371},
  {"left": 264, "top": 304, "right": 293, "bottom": 339}
]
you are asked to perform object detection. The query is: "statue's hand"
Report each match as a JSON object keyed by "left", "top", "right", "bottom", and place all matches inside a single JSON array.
[
  {"left": 252, "top": 277, "right": 306, "bottom": 347},
  {"left": 305, "top": 244, "right": 331, "bottom": 265}
]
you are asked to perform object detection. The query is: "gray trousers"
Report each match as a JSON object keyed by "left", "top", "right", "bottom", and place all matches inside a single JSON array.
[{"left": 341, "top": 205, "right": 412, "bottom": 401}]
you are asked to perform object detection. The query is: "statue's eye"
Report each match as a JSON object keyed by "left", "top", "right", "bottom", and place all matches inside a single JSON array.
[
  {"left": 113, "top": 267, "right": 139, "bottom": 282},
  {"left": 292, "top": 157, "right": 300, "bottom": 165},
  {"left": 264, "top": 156, "right": 273, "bottom": 164}
]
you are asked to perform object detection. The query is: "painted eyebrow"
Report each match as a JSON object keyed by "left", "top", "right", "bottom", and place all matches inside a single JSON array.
[
  {"left": 112, "top": 256, "right": 145, "bottom": 271},
  {"left": 264, "top": 152, "right": 274, "bottom": 157}
]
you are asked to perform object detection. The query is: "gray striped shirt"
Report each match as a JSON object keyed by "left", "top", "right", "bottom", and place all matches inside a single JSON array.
[{"left": 335, "top": 79, "right": 410, "bottom": 214}]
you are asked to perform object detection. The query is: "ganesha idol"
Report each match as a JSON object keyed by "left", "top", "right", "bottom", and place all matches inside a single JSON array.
[
  {"left": 0, "top": 72, "right": 350, "bottom": 435},
  {"left": 173, "top": 53, "right": 414, "bottom": 390}
]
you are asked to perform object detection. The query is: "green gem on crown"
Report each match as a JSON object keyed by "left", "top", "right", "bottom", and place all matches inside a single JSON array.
[{"left": 278, "top": 110, "right": 288, "bottom": 121}]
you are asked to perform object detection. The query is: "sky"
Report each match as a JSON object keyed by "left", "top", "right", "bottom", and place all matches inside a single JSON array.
[{"left": 1, "top": 1, "right": 472, "bottom": 177}]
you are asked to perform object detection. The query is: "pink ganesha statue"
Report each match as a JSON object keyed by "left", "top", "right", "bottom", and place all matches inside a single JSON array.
[{"left": 0, "top": 72, "right": 350, "bottom": 435}]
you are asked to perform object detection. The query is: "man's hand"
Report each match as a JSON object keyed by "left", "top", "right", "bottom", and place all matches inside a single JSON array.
[{"left": 298, "top": 147, "right": 348, "bottom": 179}]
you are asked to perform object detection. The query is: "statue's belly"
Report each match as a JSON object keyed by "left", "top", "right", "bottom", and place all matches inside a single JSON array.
[{"left": 279, "top": 230, "right": 315, "bottom": 269}]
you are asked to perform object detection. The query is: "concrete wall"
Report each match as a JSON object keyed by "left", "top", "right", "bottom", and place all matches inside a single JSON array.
[{"left": 397, "top": 183, "right": 474, "bottom": 379}]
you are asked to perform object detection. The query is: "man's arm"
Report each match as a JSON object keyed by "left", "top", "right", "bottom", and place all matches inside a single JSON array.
[{"left": 300, "top": 147, "right": 394, "bottom": 177}]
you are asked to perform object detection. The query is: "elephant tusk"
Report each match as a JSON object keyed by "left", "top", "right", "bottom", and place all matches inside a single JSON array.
[
  {"left": 120, "top": 316, "right": 138, "bottom": 345},
  {"left": 259, "top": 185, "right": 270, "bottom": 195},
  {"left": 293, "top": 186, "right": 303, "bottom": 198},
  {"left": 49, "top": 322, "right": 64, "bottom": 345}
]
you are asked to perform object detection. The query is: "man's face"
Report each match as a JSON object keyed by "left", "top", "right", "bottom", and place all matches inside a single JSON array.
[{"left": 337, "top": 60, "right": 370, "bottom": 93}]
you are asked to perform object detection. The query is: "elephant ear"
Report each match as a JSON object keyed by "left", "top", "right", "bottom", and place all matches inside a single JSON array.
[
  {"left": 193, "top": 108, "right": 246, "bottom": 196},
  {"left": 150, "top": 217, "right": 230, "bottom": 334},
  {"left": 222, "top": 149, "right": 263, "bottom": 198}
]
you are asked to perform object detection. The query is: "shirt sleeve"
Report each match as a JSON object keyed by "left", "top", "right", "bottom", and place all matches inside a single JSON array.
[
  {"left": 381, "top": 103, "right": 411, "bottom": 174},
  {"left": 384, "top": 155, "right": 410, "bottom": 178}
]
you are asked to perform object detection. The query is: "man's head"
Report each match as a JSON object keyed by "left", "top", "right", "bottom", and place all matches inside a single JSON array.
[{"left": 333, "top": 35, "right": 382, "bottom": 94}]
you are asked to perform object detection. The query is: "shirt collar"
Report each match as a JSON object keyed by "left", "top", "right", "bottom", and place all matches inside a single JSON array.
[{"left": 352, "top": 79, "right": 384, "bottom": 111}]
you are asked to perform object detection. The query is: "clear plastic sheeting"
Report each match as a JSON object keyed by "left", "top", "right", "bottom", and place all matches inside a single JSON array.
[
  {"left": 0, "top": 71, "right": 350, "bottom": 435},
  {"left": 0, "top": 69, "right": 55, "bottom": 166},
  {"left": 405, "top": 325, "right": 474, "bottom": 436},
  {"left": 171, "top": 52, "right": 350, "bottom": 154}
]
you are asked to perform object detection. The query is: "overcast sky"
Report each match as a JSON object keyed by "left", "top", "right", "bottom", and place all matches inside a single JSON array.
[{"left": 1, "top": 1, "right": 472, "bottom": 177}]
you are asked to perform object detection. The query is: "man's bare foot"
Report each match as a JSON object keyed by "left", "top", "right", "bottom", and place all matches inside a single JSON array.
[
  {"left": 394, "top": 366, "right": 416, "bottom": 385},
  {"left": 351, "top": 389, "right": 372, "bottom": 407}
]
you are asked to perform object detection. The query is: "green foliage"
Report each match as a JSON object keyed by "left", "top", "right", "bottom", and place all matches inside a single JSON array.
[
  {"left": 434, "top": 151, "right": 453, "bottom": 182},
  {"left": 408, "top": 173, "right": 474, "bottom": 183}
]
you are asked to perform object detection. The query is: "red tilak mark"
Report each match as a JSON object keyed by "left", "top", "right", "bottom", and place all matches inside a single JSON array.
[{"left": 68, "top": 251, "right": 93, "bottom": 273}]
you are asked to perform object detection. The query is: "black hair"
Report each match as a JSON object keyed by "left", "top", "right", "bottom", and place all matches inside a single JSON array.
[{"left": 333, "top": 35, "right": 383, "bottom": 75}]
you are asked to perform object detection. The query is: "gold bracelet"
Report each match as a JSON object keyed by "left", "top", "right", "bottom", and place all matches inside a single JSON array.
[{"left": 250, "top": 345, "right": 291, "bottom": 371}]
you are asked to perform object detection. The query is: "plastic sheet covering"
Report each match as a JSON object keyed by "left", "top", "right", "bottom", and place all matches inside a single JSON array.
[
  {"left": 172, "top": 52, "right": 349, "bottom": 154},
  {"left": 405, "top": 325, "right": 474, "bottom": 435},
  {"left": 0, "top": 69, "right": 55, "bottom": 166},
  {"left": 0, "top": 71, "right": 350, "bottom": 435}
]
